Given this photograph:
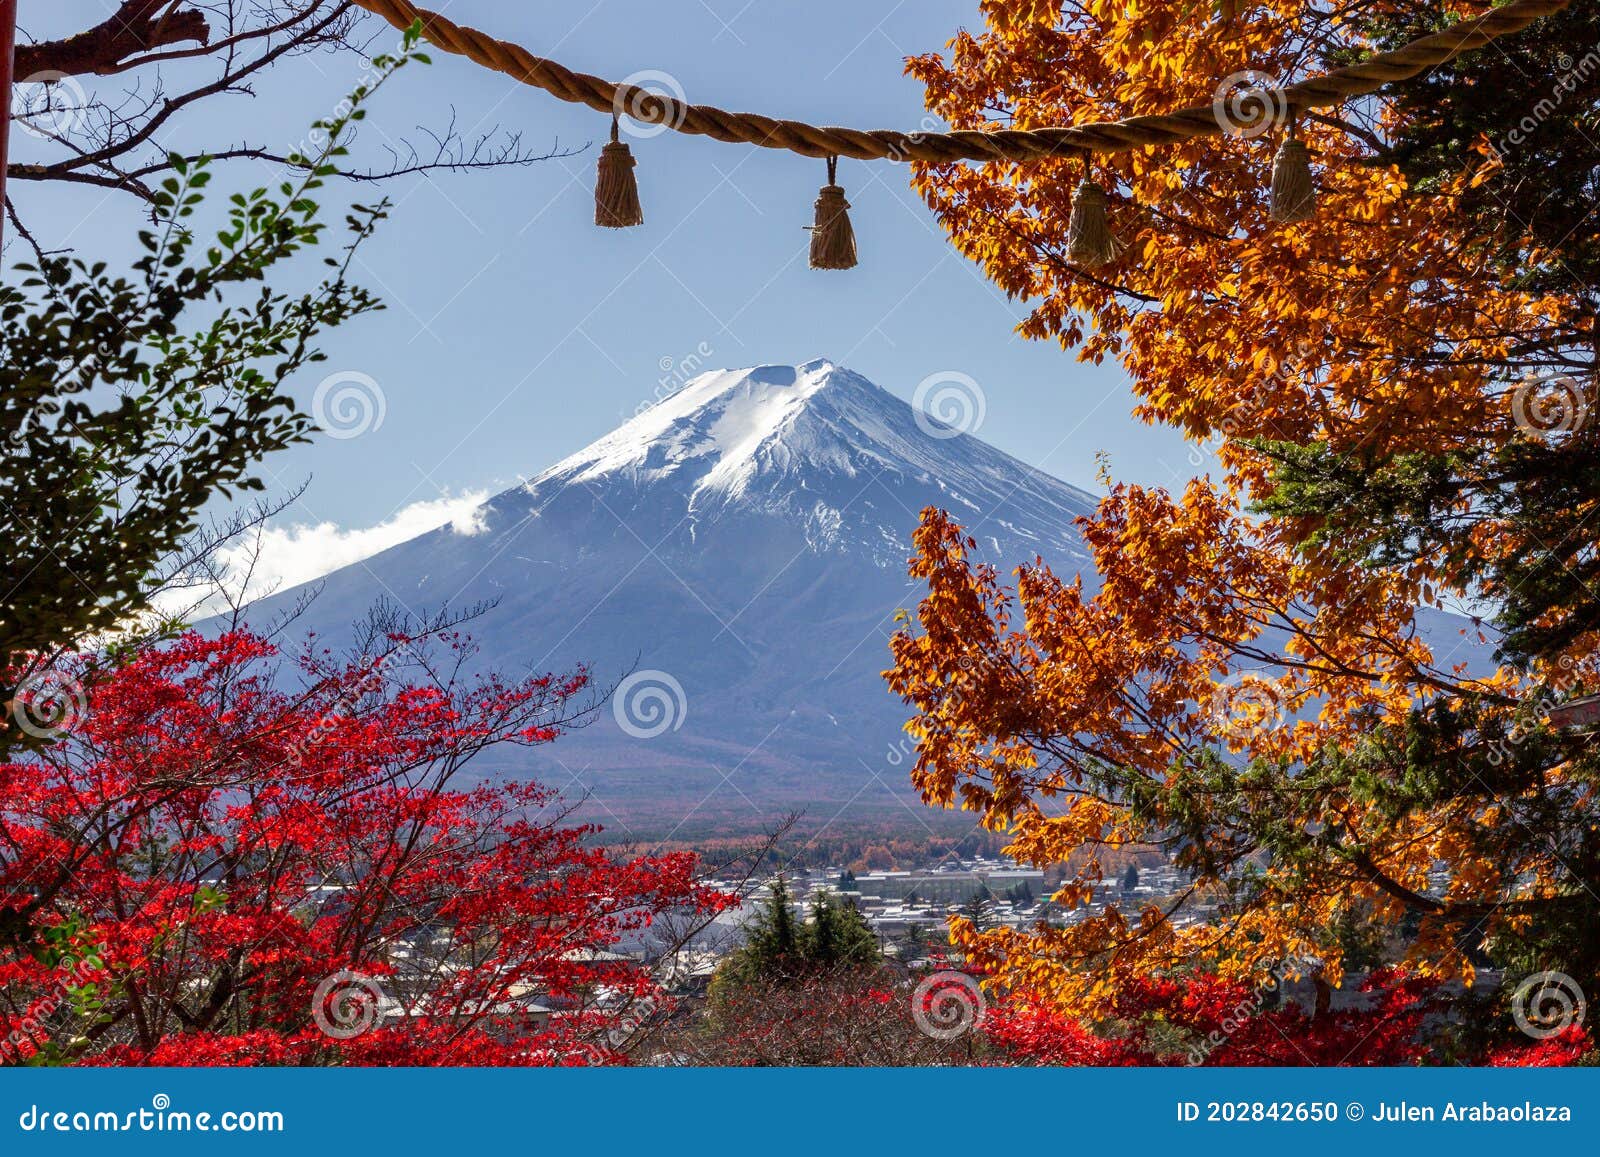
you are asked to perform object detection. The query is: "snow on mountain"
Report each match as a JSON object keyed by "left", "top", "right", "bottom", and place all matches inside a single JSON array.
[
  {"left": 522, "top": 357, "right": 1090, "bottom": 565},
  {"left": 237, "top": 359, "right": 1097, "bottom": 834}
]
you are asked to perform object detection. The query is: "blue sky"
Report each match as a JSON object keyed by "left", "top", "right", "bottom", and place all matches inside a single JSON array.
[{"left": 14, "top": 1, "right": 1201, "bottom": 586}]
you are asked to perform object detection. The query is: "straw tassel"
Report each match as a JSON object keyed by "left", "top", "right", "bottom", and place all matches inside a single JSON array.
[
  {"left": 1270, "top": 132, "right": 1316, "bottom": 223},
  {"left": 809, "top": 156, "right": 858, "bottom": 270},
  {"left": 1067, "top": 178, "right": 1122, "bottom": 267},
  {"left": 595, "top": 117, "right": 644, "bottom": 228}
]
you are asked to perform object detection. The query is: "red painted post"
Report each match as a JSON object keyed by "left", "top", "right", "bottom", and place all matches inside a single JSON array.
[{"left": 0, "top": 0, "right": 16, "bottom": 254}]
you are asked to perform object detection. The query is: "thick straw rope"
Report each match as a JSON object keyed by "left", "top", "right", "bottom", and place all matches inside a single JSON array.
[{"left": 349, "top": 0, "right": 1570, "bottom": 162}]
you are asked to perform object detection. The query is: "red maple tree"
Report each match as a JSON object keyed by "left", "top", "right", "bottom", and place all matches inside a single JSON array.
[
  {"left": 0, "top": 624, "right": 732, "bottom": 1065},
  {"left": 985, "top": 972, "right": 1591, "bottom": 1068}
]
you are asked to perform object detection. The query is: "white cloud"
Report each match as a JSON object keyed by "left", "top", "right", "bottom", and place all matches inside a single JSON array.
[
  {"left": 237, "top": 490, "right": 490, "bottom": 592},
  {"left": 161, "top": 491, "right": 491, "bottom": 618}
]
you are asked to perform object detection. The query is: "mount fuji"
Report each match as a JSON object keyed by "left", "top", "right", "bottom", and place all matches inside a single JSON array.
[
  {"left": 239, "top": 359, "right": 1481, "bottom": 837},
  {"left": 243, "top": 359, "right": 1097, "bottom": 835}
]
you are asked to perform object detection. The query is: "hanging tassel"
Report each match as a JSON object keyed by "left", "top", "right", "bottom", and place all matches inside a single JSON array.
[
  {"left": 1270, "top": 129, "right": 1316, "bottom": 224},
  {"left": 1067, "top": 177, "right": 1122, "bottom": 267},
  {"left": 809, "top": 156, "right": 858, "bottom": 270},
  {"left": 595, "top": 116, "right": 644, "bottom": 229}
]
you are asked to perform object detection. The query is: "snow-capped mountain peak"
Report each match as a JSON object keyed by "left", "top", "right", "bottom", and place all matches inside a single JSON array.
[
  {"left": 540, "top": 359, "right": 874, "bottom": 494},
  {"left": 528, "top": 360, "right": 1094, "bottom": 553}
]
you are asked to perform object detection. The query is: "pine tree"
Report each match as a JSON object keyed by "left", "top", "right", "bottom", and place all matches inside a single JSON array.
[
  {"left": 959, "top": 889, "right": 998, "bottom": 932},
  {"left": 742, "top": 875, "right": 800, "bottom": 976},
  {"left": 804, "top": 894, "right": 880, "bottom": 970},
  {"left": 900, "top": 922, "right": 930, "bottom": 960},
  {"left": 714, "top": 878, "right": 881, "bottom": 993}
]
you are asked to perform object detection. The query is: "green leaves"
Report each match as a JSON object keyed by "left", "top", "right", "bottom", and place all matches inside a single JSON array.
[{"left": 0, "top": 35, "right": 426, "bottom": 744}]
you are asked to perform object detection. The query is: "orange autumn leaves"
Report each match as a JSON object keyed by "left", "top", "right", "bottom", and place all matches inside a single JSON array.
[
  {"left": 887, "top": 1, "right": 1583, "bottom": 1014},
  {"left": 909, "top": 2, "right": 1568, "bottom": 468},
  {"left": 886, "top": 491, "right": 1504, "bottom": 1009}
]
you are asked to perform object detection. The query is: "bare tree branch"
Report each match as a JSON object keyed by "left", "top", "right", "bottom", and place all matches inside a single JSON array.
[
  {"left": 7, "top": 2, "right": 570, "bottom": 240},
  {"left": 15, "top": 1, "right": 211, "bottom": 78}
]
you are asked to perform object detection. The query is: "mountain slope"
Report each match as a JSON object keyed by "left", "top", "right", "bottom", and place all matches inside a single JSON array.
[{"left": 244, "top": 360, "right": 1096, "bottom": 834}]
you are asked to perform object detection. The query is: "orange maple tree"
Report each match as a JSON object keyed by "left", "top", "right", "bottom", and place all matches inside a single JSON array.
[{"left": 886, "top": 0, "right": 1599, "bottom": 1019}]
